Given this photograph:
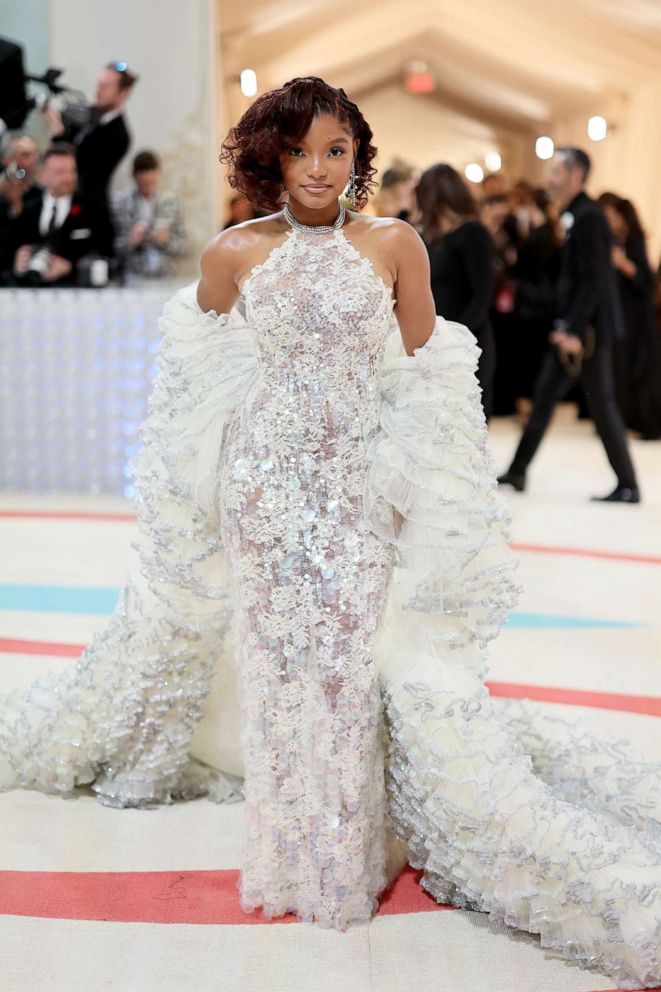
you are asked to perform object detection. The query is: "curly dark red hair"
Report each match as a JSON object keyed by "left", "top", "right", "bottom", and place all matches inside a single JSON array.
[{"left": 220, "top": 77, "right": 378, "bottom": 212}]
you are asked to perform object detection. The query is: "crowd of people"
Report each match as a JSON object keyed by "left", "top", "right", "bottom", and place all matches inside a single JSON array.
[
  {"left": 0, "top": 61, "right": 189, "bottom": 286},
  {"left": 1, "top": 65, "right": 659, "bottom": 448},
  {"left": 374, "top": 153, "right": 661, "bottom": 447},
  {"left": 219, "top": 151, "right": 660, "bottom": 446}
]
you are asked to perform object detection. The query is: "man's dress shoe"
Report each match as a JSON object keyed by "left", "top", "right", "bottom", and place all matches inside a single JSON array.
[{"left": 590, "top": 486, "right": 640, "bottom": 504}]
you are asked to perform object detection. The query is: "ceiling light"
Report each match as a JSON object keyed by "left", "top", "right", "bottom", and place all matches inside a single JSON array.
[
  {"left": 240, "top": 69, "right": 257, "bottom": 97},
  {"left": 588, "top": 116, "right": 607, "bottom": 141},
  {"left": 465, "top": 163, "right": 485, "bottom": 183},
  {"left": 535, "top": 136, "right": 554, "bottom": 160},
  {"left": 485, "top": 151, "right": 502, "bottom": 172}
]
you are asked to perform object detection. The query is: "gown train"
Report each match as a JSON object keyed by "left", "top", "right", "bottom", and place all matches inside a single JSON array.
[{"left": 1, "top": 227, "right": 660, "bottom": 987}]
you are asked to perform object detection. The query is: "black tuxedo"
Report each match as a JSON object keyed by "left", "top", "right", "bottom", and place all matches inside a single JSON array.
[
  {"left": 505, "top": 190, "right": 637, "bottom": 490},
  {"left": 556, "top": 191, "right": 624, "bottom": 345},
  {"left": 2, "top": 189, "right": 113, "bottom": 284},
  {"left": 64, "top": 113, "right": 131, "bottom": 207}
]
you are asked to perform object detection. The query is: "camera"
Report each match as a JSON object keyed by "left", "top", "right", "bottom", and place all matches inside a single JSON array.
[
  {"left": 77, "top": 255, "right": 109, "bottom": 287},
  {"left": 59, "top": 95, "right": 92, "bottom": 130},
  {"left": 25, "top": 245, "right": 51, "bottom": 283},
  {"left": 0, "top": 36, "right": 87, "bottom": 131},
  {"left": 1, "top": 162, "right": 27, "bottom": 182},
  {"left": 23, "top": 245, "right": 110, "bottom": 287},
  {"left": 31, "top": 88, "right": 92, "bottom": 132}
]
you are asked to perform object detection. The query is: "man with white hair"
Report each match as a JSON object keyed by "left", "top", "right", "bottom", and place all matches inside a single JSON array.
[
  {"left": 3, "top": 142, "right": 112, "bottom": 285},
  {"left": 0, "top": 131, "right": 41, "bottom": 228}
]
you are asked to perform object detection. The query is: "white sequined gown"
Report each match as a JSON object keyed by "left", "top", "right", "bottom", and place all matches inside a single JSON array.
[
  {"left": 1, "top": 226, "right": 661, "bottom": 987},
  {"left": 219, "top": 229, "right": 395, "bottom": 923}
]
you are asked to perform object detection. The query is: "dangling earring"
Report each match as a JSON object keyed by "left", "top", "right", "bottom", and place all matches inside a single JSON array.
[{"left": 347, "top": 161, "right": 358, "bottom": 207}]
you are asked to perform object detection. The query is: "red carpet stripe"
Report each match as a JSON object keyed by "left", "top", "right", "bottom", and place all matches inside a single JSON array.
[
  {"left": 2, "top": 637, "right": 660, "bottom": 717},
  {"left": 2, "top": 510, "right": 661, "bottom": 566},
  {"left": 487, "top": 681, "right": 661, "bottom": 717},
  {"left": 0, "top": 865, "right": 450, "bottom": 925},
  {"left": 0, "top": 510, "right": 136, "bottom": 522},
  {"left": 0, "top": 637, "right": 85, "bottom": 658},
  {"left": 0, "top": 873, "right": 655, "bottom": 991},
  {"left": 510, "top": 541, "right": 661, "bottom": 566}
]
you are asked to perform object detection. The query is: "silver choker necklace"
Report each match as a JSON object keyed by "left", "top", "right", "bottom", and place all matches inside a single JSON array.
[{"left": 283, "top": 202, "right": 346, "bottom": 234}]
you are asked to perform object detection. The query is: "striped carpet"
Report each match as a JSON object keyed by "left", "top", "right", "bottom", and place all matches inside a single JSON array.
[{"left": 1, "top": 413, "right": 660, "bottom": 992}]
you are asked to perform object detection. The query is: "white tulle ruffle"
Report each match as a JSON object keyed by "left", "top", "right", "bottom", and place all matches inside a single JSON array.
[
  {"left": 363, "top": 318, "right": 661, "bottom": 989},
  {"left": 1, "top": 293, "right": 661, "bottom": 987},
  {"left": 0, "top": 285, "right": 254, "bottom": 805}
]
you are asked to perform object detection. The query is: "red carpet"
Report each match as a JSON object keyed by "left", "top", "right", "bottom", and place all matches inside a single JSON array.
[{"left": 0, "top": 864, "right": 449, "bottom": 925}]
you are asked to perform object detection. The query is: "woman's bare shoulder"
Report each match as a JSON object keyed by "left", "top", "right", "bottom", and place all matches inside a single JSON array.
[
  {"left": 201, "top": 213, "right": 286, "bottom": 269},
  {"left": 348, "top": 212, "right": 423, "bottom": 247},
  {"left": 347, "top": 214, "right": 427, "bottom": 281},
  {"left": 198, "top": 214, "right": 287, "bottom": 310}
]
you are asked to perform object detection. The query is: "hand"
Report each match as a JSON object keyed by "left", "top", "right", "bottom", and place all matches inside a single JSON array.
[
  {"left": 44, "top": 254, "right": 73, "bottom": 282},
  {"left": 149, "top": 225, "right": 171, "bottom": 247},
  {"left": 128, "top": 221, "right": 149, "bottom": 248},
  {"left": 13, "top": 245, "right": 33, "bottom": 274},
  {"left": 42, "top": 104, "right": 64, "bottom": 135},
  {"left": 611, "top": 244, "right": 627, "bottom": 269},
  {"left": 611, "top": 244, "right": 636, "bottom": 278},
  {"left": 549, "top": 329, "right": 583, "bottom": 356}
]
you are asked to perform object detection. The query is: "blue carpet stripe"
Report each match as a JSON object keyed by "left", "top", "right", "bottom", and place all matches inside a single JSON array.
[
  {"left": 0, "top": 585, "right": 646, "bottom": 628},
  {"left": 508, "top": 612, "right": 643, "bottom": 630},
  {"left": 0, "top": 585, "right": 119, "bottom": 615}
]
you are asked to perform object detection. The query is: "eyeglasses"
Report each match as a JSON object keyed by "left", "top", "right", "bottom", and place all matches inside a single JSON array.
[{"left": 109, "top": 61, "right": 129, "bottom": 73}]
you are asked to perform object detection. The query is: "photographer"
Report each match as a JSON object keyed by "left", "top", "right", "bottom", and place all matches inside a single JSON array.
[
  {"left": 0, "top": 132, "right": 41, "bottom": 227},
  {"left": 45, "top": 61, "right": 137, "bottom": 209},
  {"left": 4, "top": 142, "right": 112, "bottom": 286},
  {"left": 112, "top": 150, "right": 189, "bottom": 277}
]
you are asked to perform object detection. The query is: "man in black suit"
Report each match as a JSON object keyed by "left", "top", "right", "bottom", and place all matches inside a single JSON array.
[
  {"left": 3, "top": 143, "right": 112, "bottom": 285},
  {"left": 46, "top": 61, "right": 137, "bottom": 209},
  {"left": 498, "top": 147, "right": 639, "bottom": 503}
]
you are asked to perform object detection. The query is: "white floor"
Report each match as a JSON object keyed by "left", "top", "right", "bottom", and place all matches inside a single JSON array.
[{"left": 1, "top": 408, "right": 660, "bottom": 992}]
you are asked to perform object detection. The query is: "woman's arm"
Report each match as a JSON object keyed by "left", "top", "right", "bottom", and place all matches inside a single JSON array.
[
  {"left": 391, "top": 221, "right": 437, "bottom": 355},
  {"left": 196, "top": 232, "right": 241, "bottom": 314}
]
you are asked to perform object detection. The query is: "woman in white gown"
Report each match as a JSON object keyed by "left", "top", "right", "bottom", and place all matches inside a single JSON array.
[{"left": 1, "top": 77, "right": 661, "bottom": 988}]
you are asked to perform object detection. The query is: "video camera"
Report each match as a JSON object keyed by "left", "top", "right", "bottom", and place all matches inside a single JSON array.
[{"left": 0, "top": 36, "right": 91, "bottom": 136}]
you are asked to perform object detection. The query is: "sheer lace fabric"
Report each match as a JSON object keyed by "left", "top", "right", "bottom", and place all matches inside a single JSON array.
[
  {"left": 219, "top": 229, "right": 396, "bottom": 924},
  {"left": 0, "top": 226, "right": 660, "bottom": 985}
]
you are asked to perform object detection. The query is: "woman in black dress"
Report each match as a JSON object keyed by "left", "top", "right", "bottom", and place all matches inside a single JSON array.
[
  {"left": 416, "top": 164, "right": 495, "bottom": 418},
  {"left": 599, "top": 193, "right": 661, "bottom": 439},
  {"left": 513, "top": 188, "right": 562, "bottom": 398}
]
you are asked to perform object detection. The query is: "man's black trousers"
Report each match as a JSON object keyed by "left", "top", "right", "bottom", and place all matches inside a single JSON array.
[{"left": 508, "top": 340, "right": 637, "bottom": 489}]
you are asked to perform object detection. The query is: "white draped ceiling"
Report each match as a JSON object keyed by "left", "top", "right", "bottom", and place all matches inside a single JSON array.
[{"left": 218, "top": 0, "right": 661, "bottom": 257}]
